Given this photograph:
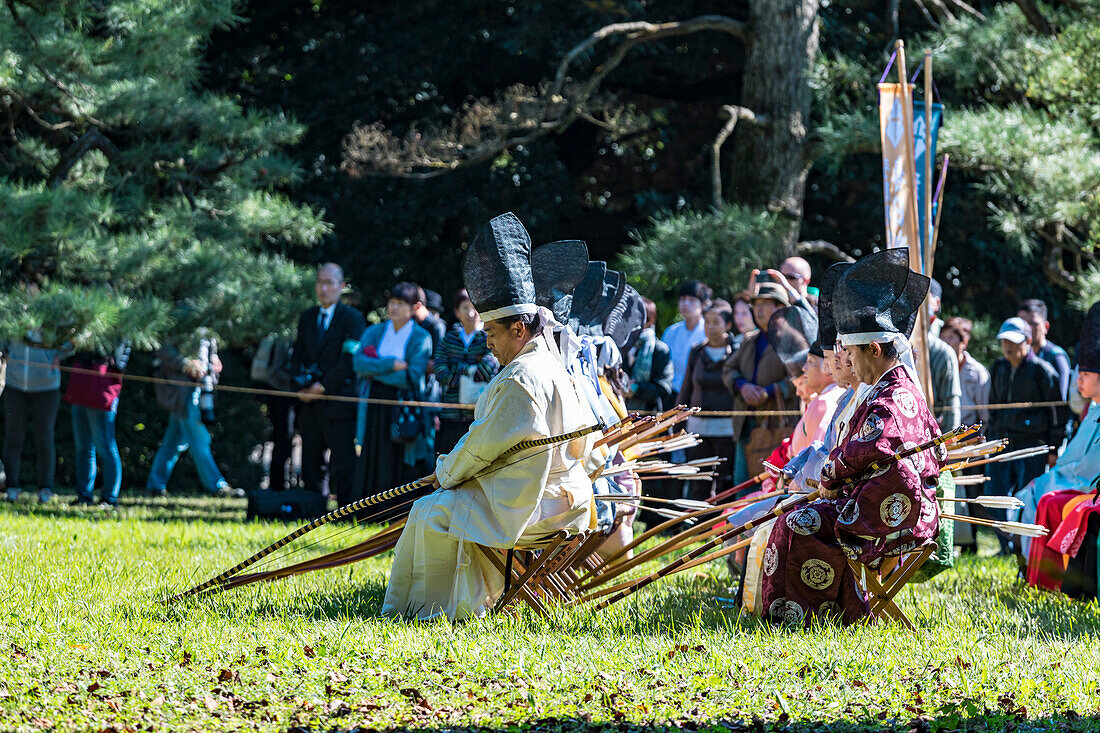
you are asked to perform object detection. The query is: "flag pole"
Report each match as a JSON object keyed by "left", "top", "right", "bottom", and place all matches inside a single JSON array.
[
  {"left": 930, "top": 154, "right": 950, "bottom": 258},
  {"left": 896, "top": 40, "right": 935, "bottom": 406},
  {"left": 923, "top": 49, "right": 934, "bottom": 279}
]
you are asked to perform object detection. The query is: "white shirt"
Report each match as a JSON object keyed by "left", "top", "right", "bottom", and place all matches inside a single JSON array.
[
  {"left": 379, "top": 319, "right": 414, "bottom": 360},
  {"left": 661, "top": 319, "right": 707, "bottom": 392},
  {"left": 459, "top": 326, "right": 481, "bottom": 349},
  {"left": 317, "top": 303, "right": 336, "bottom": 331}
]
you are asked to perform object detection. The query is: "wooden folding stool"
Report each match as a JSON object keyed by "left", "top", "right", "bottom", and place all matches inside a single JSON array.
[{"left": 847, "top": 541, "right": 936, "bottom": 631}]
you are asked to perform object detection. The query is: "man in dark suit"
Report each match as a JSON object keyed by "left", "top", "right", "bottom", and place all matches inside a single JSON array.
[{"left": 291, "top": 263, "right": 366, "bottom": 505}]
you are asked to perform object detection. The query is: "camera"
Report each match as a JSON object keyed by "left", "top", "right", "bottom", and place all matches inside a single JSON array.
[
  {"left": 292, "top": 364, "right": 324, "bottom": 390},
  {"left": 197, "top": 336, "right": 218, "bottom": 424}
]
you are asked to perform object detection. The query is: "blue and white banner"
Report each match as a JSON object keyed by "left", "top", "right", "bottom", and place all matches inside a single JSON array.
[{"left": 913, "top": 100, "right": 943, "bottom": 266}]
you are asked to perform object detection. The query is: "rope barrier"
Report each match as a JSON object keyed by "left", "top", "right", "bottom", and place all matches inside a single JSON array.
[{"left": 1, "top": 358, "right": 1076, "bottom": 416}]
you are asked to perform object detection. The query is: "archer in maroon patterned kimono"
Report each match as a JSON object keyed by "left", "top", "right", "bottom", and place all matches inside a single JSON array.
[
  {"left": 760, "top": 247, "right": 941, "bottom": 626},
  {"left": 761, "top": 365, "right": 942, "bottom": 625}
]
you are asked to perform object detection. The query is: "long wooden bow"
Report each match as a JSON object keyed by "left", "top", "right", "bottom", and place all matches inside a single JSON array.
[{"left": 169, "top": 422, "right": 605, "bottom": 603}]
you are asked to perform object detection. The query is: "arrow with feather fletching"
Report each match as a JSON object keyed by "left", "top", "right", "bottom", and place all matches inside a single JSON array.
[{"left": 168, "top": 421, "right": 605, "bottom": 603}]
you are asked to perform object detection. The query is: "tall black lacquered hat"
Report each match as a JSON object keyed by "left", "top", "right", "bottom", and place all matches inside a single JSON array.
[
  {"left": 833, "top": 248, "right": 930, "bottom": 345},
  {"left": 768, "top": 305, "right": 819, "bottom": 378},
  {"left": 591, "top": 269, "right": 626, "bottom": 328},
  {"left": 604, "top": 283, "right": 647, "bottom": 352},
  {"left": 461, "top": 212, "right": 537, "bottom": 322},
  {"left": 817, "top": 261, "right": 853, "bottom": 350},
  {"left": 531, "top": 240, "right": 589, "bottom": 322},
  {"left": 1079, "top": 301, "right": 1100, "bottom": 373},
  {"left": 569, "top": 261, "right": 607, "bottom": 328}
]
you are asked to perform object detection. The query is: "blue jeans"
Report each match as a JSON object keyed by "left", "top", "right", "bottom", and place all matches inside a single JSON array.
[
  {"left": 72, "top": 403, "right": 122, "bottom": 503},
  {"left": 146, "top": 400, "right": 227, "bottom": 492}
]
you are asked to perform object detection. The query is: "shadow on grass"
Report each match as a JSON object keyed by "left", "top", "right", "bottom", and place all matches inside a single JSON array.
[
  {"left": 287, "top": 712, "right": 1100, "bottom": 733},
  {"left": 0, "top": 490, "right": 251, "bottom": 524}
]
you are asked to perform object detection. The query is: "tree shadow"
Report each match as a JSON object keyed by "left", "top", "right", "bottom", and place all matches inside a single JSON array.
[{"left": 286, "top": 712, "right": 1100, "bottom": 733}]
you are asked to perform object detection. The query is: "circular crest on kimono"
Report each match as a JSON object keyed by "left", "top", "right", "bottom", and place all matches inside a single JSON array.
[
  {"left": 785, "top": 506, "right": 823, "bottom": 535},
  {"left": 879, "top": 492, "right": 913, "bottom": 528},
  {"left": 892, "top": 386, "right": 921, "bottom": 419},
  {"left": 900, "top": 440, "right": 926, "bottom": 474},
  {"left": 837, "top": 499, "right": 860, "bottom": 525},
  {"left": 768, "top": 597, "right": 806, "bottom": 625},
  {"left": 818, "top": 600, "right": 842, "bottom": 618},
  {"left": 918, "top": 496, "right": 938, "bottom": 524},
  {"left": 800, "top": 558, "right": 836, "bottom": 590},
  {"left": 763, "top": 543, "right": 780, "bottom": 577},
  {"left": 854, "top": 412, "right": 885, "bottom": 443}
]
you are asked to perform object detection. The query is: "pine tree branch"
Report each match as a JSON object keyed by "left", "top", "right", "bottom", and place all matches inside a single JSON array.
[
  {"left": 343, "top": 14, "right": 749, "bottom": 180},
  {"left": 795, "top": 239, "right": 855, "bottom": 262},
  {"left": 711, "top": 105, "right": 765, "bottom": 208},
  {"left": 5, "top": 0, "right": 106, "bottom": 129},
  {"left": 48, "top": 126, "right": 119, "bottom": 188}
]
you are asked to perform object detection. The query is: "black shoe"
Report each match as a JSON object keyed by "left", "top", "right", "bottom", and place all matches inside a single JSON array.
[
  {"left": 71, "top": 496, "right": 97, "bottom": 507},
  {"left": 145, "top": 488, "right": 167, "bottom": 499},
  {"left": 97, "top": 500, "right": 118, "bottom": 511}
]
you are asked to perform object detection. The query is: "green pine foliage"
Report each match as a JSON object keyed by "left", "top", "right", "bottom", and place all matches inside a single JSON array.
[
  {"left": 616, "top": 204, "right": 786, "bottom": 326},
  {"left": 930, "top": 3, "right": 1100, "bottom": 265},
  {"left": 0, "top": 0, "right": 328, "bottom": 353}
]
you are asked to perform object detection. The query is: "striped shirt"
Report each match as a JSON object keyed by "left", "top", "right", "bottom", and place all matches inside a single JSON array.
[{"left": 433, "top": 325, "right": 499, "bottom": 418}]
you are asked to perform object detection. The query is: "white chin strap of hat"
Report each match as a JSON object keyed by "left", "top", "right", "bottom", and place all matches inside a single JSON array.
[
  {"left": 839, "top": 331, "right": 924, "bottom": 404},
  {"left": 537, "top": 306, "right": 567, "bottom": 366}
]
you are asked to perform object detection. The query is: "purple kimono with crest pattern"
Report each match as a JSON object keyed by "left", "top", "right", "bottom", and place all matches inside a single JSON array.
[{"left": 761, "top": 365, "right": 942, "bottom": 626}]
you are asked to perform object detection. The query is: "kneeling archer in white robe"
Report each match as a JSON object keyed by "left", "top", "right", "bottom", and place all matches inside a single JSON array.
[{"left": 382, "top": 337, "right": 595, "bottom": 620}]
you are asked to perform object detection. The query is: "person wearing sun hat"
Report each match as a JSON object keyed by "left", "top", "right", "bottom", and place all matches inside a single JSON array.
[
  {"left": 722, "top": 273, "right": 798, "bottom": 484},
  {"left": 382, "top": 212, "right": 597, "bottom": 622},
  {"left": 984, "top": 315, "right": 1063, "bottom": 558}
]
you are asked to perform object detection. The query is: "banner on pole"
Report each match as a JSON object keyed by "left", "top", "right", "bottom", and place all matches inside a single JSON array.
[
  {"left": 913, "top": 100, "right": 943, "bottom": 266},
  {"left": 878, "top": 83, "right": 921, "bottom": 259}
]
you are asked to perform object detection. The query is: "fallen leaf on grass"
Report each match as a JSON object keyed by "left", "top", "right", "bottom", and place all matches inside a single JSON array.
[
  {"left": 87, "top": 683, "right": 101, "bottom": 694},
  {"left": 179, "top": 652, "right": 192, "bottom": 667},
  {"left": 204, "top": 695, "right": 217, "bottom": 711},
  {"left": 151, "top": 695, "right": 165, "bottom": 707},
  {"left": 11, "top": 645, "right": 28, "bottom": 660},
  {"left": 302, "top": 645, "right": 315, "bottom": 658},
  {"left": 30, "top": 718, "right": 51, "bottom": 729},
  {"left": 217, "top": 668, "right": 238, "bottom": 683}
]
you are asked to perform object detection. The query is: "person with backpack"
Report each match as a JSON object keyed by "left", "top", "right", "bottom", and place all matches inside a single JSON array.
[
  {"left": 251, "top": 333, "right": 296, "bottom": 490},
  {"left": 145, "top": 333, "right": 242, "bottom": 498}
]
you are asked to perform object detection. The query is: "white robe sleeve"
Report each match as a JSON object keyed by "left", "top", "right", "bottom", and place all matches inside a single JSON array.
[{"left": 436, "top": 379, "right": 548, "bottom": 489}]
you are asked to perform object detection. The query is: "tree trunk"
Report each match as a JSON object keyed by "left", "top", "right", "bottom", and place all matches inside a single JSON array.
[{"left": 727, "top": 0, "right": 820, "bottom": 252}]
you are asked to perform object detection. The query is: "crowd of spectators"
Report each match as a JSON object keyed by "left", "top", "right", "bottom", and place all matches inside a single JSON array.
[{"left": 0, "top": 258, "right": 1090, "bottom": 521}]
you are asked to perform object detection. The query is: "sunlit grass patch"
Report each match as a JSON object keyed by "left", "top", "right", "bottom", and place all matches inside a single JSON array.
[{"left": 1, "top": 499, "right": 1098, "bottom": 732}]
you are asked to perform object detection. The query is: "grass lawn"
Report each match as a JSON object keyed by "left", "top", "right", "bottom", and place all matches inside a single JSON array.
[{"left": 2, "top": 493, "right": 1099, "bottom": 733}]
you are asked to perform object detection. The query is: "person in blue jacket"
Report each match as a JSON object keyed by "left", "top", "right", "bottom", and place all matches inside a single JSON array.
[{"left": 353, "top": 282, "right": 433, "bottom": 520}]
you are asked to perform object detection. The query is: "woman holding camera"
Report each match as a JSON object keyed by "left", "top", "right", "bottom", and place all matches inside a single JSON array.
[{"left": 353, "top": 282, "right": 433, "bottom": 520}]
